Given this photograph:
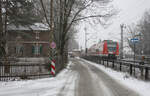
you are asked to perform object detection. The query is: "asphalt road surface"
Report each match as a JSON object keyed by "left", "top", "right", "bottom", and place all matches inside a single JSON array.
[{"left": 59, "top": 58, "right": 140, "bottom": 96}]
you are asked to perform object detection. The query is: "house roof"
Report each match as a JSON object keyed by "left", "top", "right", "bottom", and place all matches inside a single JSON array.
[{"left": 7, "top": 23, "right": 50, "bottom": 31}]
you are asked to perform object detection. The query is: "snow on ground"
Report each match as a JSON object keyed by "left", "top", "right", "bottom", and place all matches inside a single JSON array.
[
  {"left": 0, "top": 61, "right": 77, "bottom": 96},
  {"left": 81, "top": 58, "right": 150, "bottom": 96}
]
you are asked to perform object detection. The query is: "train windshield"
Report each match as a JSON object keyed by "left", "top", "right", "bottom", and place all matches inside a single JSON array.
[{"left": 107, "top": 42, "right": 117, "bottom": 52}]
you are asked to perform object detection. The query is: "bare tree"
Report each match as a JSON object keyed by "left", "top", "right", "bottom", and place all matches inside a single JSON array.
[
  {"left": 126, "top": 25, "right": 141, "bottom": 55},
  {"left": 38, "top": 0, "right": 115, "bottom": 69},
  {"left": 138, "top": 10, "right": 150, "bottom": 55},
  {"left": 0, "top": 0, "right": 6, "bottom": 58},
  {"left": 126, "top": 10, "right": 150, "bottom": 56}
]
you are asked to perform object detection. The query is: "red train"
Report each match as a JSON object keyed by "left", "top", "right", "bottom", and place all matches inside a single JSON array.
[{"left": 88, "top": 40, "right": 119, "bottom": 59}]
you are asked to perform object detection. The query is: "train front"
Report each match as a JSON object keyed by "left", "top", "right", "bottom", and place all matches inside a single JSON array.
[{"left": 104, "top": 40, "right": 119, "bottom": 59}]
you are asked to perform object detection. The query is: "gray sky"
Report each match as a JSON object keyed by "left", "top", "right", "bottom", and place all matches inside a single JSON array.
[{"left": 77, "top": 0, "right": 150, "bottom": 49}]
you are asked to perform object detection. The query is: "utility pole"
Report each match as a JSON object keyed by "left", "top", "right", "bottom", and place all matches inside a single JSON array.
[
  {"left": 50, "top": 0, "right": 54, "bottom": 43},
  {"left": 139, "top": 33, "right": 142, "bottom": 55},
  {"left": 4, "top": 0, "right": 8, "bottom": 55},
  {"left": 120, "top": 24, "right": 125, "bottom": 59},
  {"left": 84, "top": 27, "right": 87, "bottom": 55},
  {"left": 0, "top": 0, "right": 2, "bottom": 41},
  {"left": 0, "top": 0, "right": 2, "bottom": 59},
  {"left": 84, "top": 28, "right": 96, "bottom": 55},
  {"left": 0, "top": 0, "right": 6, "bottom": 58}
]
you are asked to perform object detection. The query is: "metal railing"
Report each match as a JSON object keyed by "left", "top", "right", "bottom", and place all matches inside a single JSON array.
[{"left": 82, "top": 56, "right": 150, "bottom": 80}]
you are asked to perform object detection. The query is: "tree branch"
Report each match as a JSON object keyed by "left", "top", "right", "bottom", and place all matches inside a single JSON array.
[
  {"left": 73, "top": 14, "right": 110, "bottom": 22},
  {"left": 64, "top": 1, "right": 93, "bottom": 37},
  {"left": 39, "top": 0, "right": 51, "bottom": 28}
]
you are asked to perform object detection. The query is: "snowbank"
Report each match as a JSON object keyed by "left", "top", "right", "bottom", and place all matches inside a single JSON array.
[{"left": 0, "top": 61, "right": 77, "bottom": 96}]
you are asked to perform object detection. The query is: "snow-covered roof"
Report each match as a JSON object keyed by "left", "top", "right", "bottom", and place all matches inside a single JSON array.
[
  {"left": 73, "top": 49, "right": 81, "bottom": 51},
  {"left": 7, "top": 23, "right": 50, "bottom": 31}
]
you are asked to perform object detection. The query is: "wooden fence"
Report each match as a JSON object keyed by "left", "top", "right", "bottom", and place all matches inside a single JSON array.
[
  {"left": 0, "top": 56, "right": 68, "bottom": 81},
  {"left": 0, "top": 62, "right": 51, "bottom": 81},
  {"left": 82, "top": 56, "right": 150, "bottom": 80}
]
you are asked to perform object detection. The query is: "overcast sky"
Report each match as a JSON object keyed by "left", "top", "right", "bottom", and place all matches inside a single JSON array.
[{"left": 76, "top": 0, "right": 150, "bottom": 49}]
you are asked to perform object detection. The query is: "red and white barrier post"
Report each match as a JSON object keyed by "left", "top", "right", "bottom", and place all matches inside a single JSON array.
[
  {"left": 50, "top": 41, "right": 56, "bottom": 76},
  {"left": 51, "top": 59, "right": 55, "bottom": 75}
]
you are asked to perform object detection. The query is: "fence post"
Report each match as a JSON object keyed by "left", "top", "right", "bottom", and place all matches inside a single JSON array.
[
  {"left": 0, "top": 64, "right": 2, "bottom": 81},
  {"left": 145, "top": 67, "right": 149, "bottom": 80},
  {"left": 98, "top": 57, "right": 99, "bottom": 64},
  {"left": 120, "top": 62, "right": 122, "bottom": 71},
  {"left": 112, "top": 60, "right": 114, "bottom": 68},
  {"left": 141, "top": 67, "right": 144, "bottom": 77},
  {"left": 103, "top": 59, "right": 104, "bottom": 65},
  {"left": 96, "top": 57, "right": 98, "bottom": 63},
  {"left": 99, "top": 58, "right": 101, "bottom": 64},
  {"left": 130, "top": 64, "right": 133, "bottom": 75},
  {"left": 107, "top": 60, "right": 108, "bottom": 67},
  {"left": 133, "top": 66, "right": 136, "bottom": 76},
  {"left": 92, "top": 57, "right": 94, "bottom": 62}
]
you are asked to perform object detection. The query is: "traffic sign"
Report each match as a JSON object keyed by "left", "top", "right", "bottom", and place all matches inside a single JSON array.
[
  {"left": 50, "top": 41, "right": 56, "bottom": 49},
  {"left": 131, "top": 38, "right": 139, "bottom": 43}
]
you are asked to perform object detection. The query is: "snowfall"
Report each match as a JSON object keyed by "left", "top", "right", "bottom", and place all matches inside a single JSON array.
[{"left": 0, "top": 58, "right": 150, "bottom": 96}]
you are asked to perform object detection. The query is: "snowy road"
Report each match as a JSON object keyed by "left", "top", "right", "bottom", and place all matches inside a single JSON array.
[
  {"left": 68, "top": 58, "right": 139, "bottom": 96},
  {"left": 0, "top": 58, "right": 148, "bottom": 96}
]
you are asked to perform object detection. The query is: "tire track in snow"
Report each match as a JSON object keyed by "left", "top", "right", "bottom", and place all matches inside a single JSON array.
[
  {"left": 57, "top": 61, "right": 78, "bottom": 96},
  {"left": 80, "top": 59, "right": 139, "bottom": 96}
]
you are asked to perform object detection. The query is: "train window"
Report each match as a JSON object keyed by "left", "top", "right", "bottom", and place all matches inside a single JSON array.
[
  {"left": 108, "top": 47, "right": 116, "bottom": 51},
  {"left": 107, "top": 42, "right": 117, "bottom": 46},
  {"left": 107, "top": 42, "right": 117, "bottom": 52}
]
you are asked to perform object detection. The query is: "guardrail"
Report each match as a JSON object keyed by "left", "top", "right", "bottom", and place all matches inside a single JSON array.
[{"left": 82, "top": 56, "right": 150, "bottom": 80}]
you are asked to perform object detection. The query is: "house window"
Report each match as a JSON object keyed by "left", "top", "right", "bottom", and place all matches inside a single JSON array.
[
  {"left": 16, "top": 45, "right": 23, "bottom": 55},
  {"left": 32, "top": 44, "right": 42, "bottom": 56},
  {"left": 35, "top": 32, "right": 40, "bottom": 40}
]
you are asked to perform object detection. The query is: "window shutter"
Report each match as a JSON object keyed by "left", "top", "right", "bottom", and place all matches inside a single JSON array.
[
  {"left": 32, "top": 45, "right": 35, "bottom": 54},
  {"left": 40, "top": 45, "right": 42, "bottom": 54}
]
